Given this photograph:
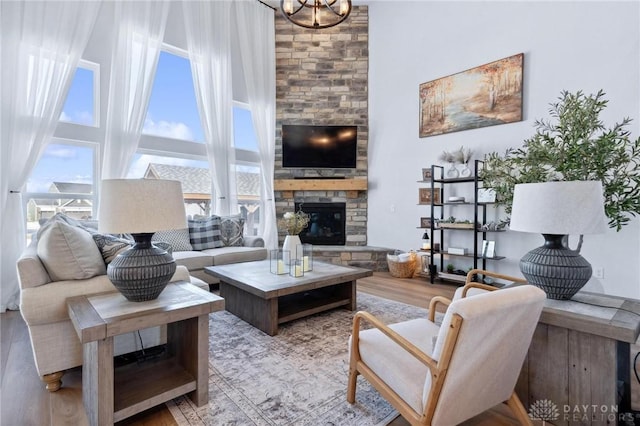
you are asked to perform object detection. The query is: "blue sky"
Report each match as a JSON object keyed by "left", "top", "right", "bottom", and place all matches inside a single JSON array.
[{"left": 28, "top": 51, "right": 257, "bottom": 193}]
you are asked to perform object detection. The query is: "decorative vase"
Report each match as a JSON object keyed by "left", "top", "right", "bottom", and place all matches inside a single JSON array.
[
  {"left": 459, "top": 162, "right": 472, "bottom": 177},
  {"left": 282, "top": 234, "right": 302, "bottom": 266},
  {"left": 446, "top": 163, "right": 459, "bottom": 178}
]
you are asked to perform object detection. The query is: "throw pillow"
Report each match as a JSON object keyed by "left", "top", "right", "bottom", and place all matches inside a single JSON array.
[
  {"left": 37, "top": 220, "right": 107, "bottom": 281},
  {"left": 188, "top": 216, "right": 223, "bottom": 250},
  {"left": 220, "top": 215, "right": 245, "bottom": 247},
  {"left": 152, "top": 228, "right": 193, "bottom": 251},
  {"left": 92, "top": 233, "right": 131, "bottom": 264}
]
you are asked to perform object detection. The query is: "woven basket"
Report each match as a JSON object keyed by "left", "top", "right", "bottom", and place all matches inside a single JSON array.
[{"left": 387, "top": 252, "right": 418, "bottom": 278}]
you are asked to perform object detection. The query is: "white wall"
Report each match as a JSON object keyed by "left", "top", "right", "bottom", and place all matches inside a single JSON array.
[{"left": 367, "top": 1, "right": 640, "bottom": 298}]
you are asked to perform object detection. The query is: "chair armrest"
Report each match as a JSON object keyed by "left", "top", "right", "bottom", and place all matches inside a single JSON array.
[
  {"left": 351, "top": 311, "right": 438, "bottom": 372},
  {"left": 462, "top": 269, "right": 527, "bottom": 297},
  {"left": 428, "top": 296, "right": 451, "bottom": 322},
  {"left": 243, "top": 236, "right": 264, "bottom": 247}
]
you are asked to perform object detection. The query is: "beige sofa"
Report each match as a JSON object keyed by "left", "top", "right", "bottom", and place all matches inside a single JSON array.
[{"left": 17, "top": 214, "right": 267, "bottom": 391}]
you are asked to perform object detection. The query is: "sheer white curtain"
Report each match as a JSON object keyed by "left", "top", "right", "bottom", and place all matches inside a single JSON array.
[
  {"left": 234, "top": 1, "right": 277, "bottom": 250},
  {"left": 0, "top": 1, "right": 100, "bottom": 312},
  {"left": 101, "top": 1, "right": 169, "bottom": 180},
  {"left": 182, "top": 1, "right": 236, "bottom": 216}
]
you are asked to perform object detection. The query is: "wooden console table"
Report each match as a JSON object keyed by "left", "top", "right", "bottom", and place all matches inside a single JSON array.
[
  {"left": 516, "top": 291, "right": 640, "bottom": 425},
  {"left": 67, "top": 282, "right": 224, "bottom": 426}
]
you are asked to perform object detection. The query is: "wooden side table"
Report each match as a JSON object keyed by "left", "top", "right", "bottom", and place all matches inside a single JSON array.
[
  {"left": 516, "top": 291, "right": 640, "bottom": 425},
  {"left": 67, "top": 282, "right": 224, "bottom": 426}
]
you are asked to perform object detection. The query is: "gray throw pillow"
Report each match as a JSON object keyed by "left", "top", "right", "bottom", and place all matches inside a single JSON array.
[
  {"left": 152, "top": 228, "right": 193, "bottom": 251},
  {"left": 92, "top": 233, "right": 131, "bottom": 264},
  {"left": 220, "top": 215, "right": 245, "bottom": 247}
]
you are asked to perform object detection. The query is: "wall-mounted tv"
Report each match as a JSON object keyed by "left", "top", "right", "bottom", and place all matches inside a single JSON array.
[{"left": 282, "top": 125, "right": 357, "bottom": 169}]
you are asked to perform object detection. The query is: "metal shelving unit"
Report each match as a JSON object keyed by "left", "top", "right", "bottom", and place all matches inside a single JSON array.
[{"left": 419, "top": 160, "right": 505, "bottom": 284}]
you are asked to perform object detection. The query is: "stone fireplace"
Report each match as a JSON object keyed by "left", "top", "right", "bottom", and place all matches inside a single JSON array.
[{"left": 295, "top": 202, "right": 346, "bottom": 245}]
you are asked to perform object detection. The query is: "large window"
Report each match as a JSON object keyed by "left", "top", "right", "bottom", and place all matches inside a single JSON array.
[{"left": 26, "top": 45, "right": 265, "bottom": 241}]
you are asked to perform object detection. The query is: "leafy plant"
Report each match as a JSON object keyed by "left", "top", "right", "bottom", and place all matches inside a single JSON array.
[{"left": 481, "top": 90, "right": 640, "bottom": 232}]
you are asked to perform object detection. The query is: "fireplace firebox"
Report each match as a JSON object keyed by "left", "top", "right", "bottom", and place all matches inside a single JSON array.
[{"left": 295, "top": 202, "right": 346, "bottom": 245}]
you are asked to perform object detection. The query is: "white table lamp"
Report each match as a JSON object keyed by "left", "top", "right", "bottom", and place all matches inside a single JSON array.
[
  {"left": 99, "top": 179, "right": 186, "bottom": 301},
  {"left": 509, "top": 180, "right": 607, "bottom": 299}
]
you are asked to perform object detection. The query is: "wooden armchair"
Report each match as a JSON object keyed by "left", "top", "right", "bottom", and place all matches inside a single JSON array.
[{"left": 347, "top": 272, "right": 545, "bottom": 425}]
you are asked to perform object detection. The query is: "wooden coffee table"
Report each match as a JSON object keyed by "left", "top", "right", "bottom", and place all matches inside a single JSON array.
[
  {"left": 205, "top": 260, "right": 372, "bottom": 335},
  {"left": 67, "top": 282, "right": 224, "bottom": 426}
]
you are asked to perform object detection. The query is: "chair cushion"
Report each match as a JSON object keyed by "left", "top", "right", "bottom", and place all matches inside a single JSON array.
[
  {"left": 355, "top": 318, "right": 440, "bottom": 414},
  {"left": 426, "top": 285, "right": 546, "bottom": 425},
  {"left": 188, "top": 216, "right": 223, "bottom": 250},
  {"left": 36, "top": 220, "right": 106, "bottom": 281}
]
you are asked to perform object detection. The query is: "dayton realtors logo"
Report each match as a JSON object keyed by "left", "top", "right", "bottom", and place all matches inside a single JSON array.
[
  {"left": 528, "top": 399, "right": 560, "bottom": 425},
  {"left": 529, "top": 399, "right": 634, "bottom": 424}
]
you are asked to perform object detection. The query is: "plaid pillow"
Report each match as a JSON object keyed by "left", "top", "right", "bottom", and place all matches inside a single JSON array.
[
  {"left": 188, "top": 216, "right": 223, "bottom": 250},
  {"left": 220, "top": 215, "right": 245, "bottom": 247}
]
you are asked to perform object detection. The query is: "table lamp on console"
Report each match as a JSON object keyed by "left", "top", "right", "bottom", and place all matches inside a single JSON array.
[
  {"left": 509, "top": 180, "right": 608, "bottom": 300},
  {"left": 98, "top": 179, "right": 187, "bottom": 302}
]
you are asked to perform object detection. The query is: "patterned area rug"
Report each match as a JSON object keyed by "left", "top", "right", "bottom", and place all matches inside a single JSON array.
[{"left": 167, "top": 292, "right": 428, "bottom": 425}]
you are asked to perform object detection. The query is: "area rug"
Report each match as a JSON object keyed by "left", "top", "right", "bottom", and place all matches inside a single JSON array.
[{"left": 167, "top": 292, "right": 428, "bottom": 425}]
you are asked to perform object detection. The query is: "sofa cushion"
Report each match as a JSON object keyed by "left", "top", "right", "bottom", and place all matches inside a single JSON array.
[
  {"left": 220, "top": 215, "right": 245, "bottom": 247},
  {"left": 173, "top": 250, "right": 216, "bottom": 271},
  {"left": 207, "top": 246, "right": 268, "bottom": 265},
  {"left": 152, "top": 228, "right": 193, "bottom": 251},
  {"left": 37, "top": 221, "right": 106, "bottom": 281},
  {"left": 188, "top": 216, "right": 223, "bottom": 250},
  {"left": 92, "top": 233, "right": 131, "bottom": 264}
]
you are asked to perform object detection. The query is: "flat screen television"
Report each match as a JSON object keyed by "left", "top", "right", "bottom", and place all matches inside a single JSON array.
[{"left": 282, "top": 124, "right": 357, "bottom": 169}]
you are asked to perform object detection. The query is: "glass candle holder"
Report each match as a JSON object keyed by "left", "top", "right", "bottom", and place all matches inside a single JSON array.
[
  {"left": 299, "top": 243, "right": 313, "bottom": 272},
  {"left": 270, "top": 249, "right": 289, "bottom": 275},
  {"left": 289, "top": 258, "right": 304, "bottom": 278}
]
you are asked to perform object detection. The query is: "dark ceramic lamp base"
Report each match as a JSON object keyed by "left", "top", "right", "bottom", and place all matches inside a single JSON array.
[
  {"left": 107, "top": 233, "right": 176, "bottom": 302},
  {"left": 519, "top": 234, "right": 592, "bottom": 300}
]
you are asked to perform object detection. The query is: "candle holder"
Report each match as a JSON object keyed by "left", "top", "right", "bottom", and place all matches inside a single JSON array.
[
  {"left": 299, "top": 243, "right": 313, "bottom": 272},
  {"left": 270, "top": 249, "right": 289, "bottom": 275},
  {"left": 289, "top": 258, "right": 304, "bottom": 278}
]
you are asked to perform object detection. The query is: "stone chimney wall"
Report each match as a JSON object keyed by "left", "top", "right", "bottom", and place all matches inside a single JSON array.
[{"left": 274, "top": 6, "right": 369, "bottom": 246}]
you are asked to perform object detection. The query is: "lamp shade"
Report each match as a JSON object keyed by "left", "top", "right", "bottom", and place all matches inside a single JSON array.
[
  {"left": 98, "top": 179, "right": 187, "bottom": 234},
  {"left": 509, "top": 181, "right": 607, "bottom": 235}
]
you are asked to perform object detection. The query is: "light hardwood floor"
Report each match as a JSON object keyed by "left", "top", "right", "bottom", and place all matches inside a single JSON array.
[{"left": 0, "top": 273, "right": 533, "bottom": 425}]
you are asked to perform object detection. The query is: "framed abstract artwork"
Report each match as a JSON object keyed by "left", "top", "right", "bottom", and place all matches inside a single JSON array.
[{"left": 419, "top": 53, "right": 524, "bottom": 137}]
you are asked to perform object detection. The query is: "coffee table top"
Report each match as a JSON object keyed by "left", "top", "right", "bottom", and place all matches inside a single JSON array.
[
  {"left": 205, "top": 260, "right": 372, "bottom": 299},
  {"left": 67, "top": 281, "right": 224, "bottom": 343}
]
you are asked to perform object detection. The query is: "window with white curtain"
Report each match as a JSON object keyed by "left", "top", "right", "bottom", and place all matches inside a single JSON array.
[{"left": 25, "top": 46, "right": 264, "bottom": 236}]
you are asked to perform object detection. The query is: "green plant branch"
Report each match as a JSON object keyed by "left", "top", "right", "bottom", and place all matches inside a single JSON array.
[{"left": 481, "top": 90, "right": 640, "bottom": 236}]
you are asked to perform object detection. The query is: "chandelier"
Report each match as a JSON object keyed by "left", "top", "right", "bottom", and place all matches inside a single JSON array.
[{"left": 281, "top": 0, "right": 352, "bottom": 29}]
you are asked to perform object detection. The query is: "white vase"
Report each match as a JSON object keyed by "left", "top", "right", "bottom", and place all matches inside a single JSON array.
[
  {"left": 459, "top": 163, "right": 472, "bottom": 177},
  {"left": 446, "top": 163, "right": 459, "bottom": 178},
  {"left": 282, "top": 234, "right": 302, "bottom": 265}
]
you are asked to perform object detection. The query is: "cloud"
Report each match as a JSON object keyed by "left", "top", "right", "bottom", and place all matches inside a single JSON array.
[
  {"left": 143, "top": 116, "right": 194, "bottom": 141},
  {"left": 44, "top": 147, "right": 77, "bottom": 159},
  {"left": 59, "top": 110, "right": 93, "bottom": 125}
]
